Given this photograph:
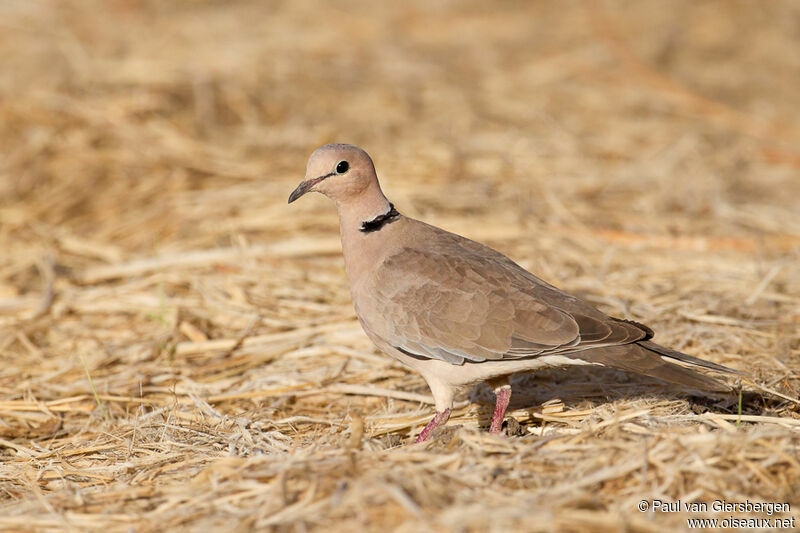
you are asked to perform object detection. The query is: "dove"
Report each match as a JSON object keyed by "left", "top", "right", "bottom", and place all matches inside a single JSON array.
[{"left": 288, "top": 144, "right": 738, "bottom": 442}]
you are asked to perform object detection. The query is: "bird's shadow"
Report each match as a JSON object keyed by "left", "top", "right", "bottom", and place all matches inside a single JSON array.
[{"left": 467, "top": 366, "right": 772, "bottom": 433}]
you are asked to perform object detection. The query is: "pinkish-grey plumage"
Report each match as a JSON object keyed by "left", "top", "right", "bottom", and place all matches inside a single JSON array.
[{"left": 289, "top": 144, "right": 739, "bottom": 441}]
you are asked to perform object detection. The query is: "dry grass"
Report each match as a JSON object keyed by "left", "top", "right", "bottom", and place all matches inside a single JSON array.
[{"left": 2, "top": 0, "right": 800, "bottom": 531}]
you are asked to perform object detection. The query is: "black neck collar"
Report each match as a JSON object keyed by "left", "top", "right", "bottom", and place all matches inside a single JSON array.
[{"left": 360, "top": 203, "right": 400, "bottom": 233}]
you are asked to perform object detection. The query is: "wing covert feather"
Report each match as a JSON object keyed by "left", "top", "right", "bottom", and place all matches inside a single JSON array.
[
  {"left": 365, "top": 248, "right": 578, "bottom": 363},
  {"left": 357, "top": 224, "right": 649, "bottom": 365}
]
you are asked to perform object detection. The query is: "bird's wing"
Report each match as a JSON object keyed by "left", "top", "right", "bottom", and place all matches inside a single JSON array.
[{"left": 363, "top": 244, "right": 648, "bottom": 365}]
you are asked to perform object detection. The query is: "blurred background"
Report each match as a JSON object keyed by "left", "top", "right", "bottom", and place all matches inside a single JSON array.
[
  {"left": 2, "top": 0, "right": 799, "bottom": 257},
  {"left": 1, "top": 1, "right": 799, "bottom": 531}
]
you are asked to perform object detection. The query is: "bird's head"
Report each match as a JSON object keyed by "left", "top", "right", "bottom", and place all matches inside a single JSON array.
[{"left": 288, "top": 144, "right": 379, "bottom": 205}]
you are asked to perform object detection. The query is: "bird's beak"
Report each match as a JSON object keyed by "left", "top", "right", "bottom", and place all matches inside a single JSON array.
[
  {"left": 287, "top": 172, "right": 334, "bottom": 204},
  {"left": 288, "top": 179, "right": 315, "bottom": 203}
]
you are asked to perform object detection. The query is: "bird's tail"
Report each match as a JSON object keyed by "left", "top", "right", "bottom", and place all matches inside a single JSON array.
[
  {"left": 579, "top": 342, "right": 740, "bottom": 391},
  {"left": 638, "top": 340, "right": 742, "bottom": 375}
]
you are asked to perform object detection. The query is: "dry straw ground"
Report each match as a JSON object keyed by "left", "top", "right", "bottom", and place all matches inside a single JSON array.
[{"left": 1, "top": 1, "right": 799, "bottom": 531}]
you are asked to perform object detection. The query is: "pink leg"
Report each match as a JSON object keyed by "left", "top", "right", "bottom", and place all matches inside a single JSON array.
[
  {"left": 489, "top": 386, "right": 511, "bottom": 434},
  {"left": 415, "top": 408, "right": 451, "bottom": 443}
]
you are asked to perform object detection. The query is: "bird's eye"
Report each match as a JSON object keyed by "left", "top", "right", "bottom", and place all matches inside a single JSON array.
[{"left": 336, "top": 160, "right": 349, "bottom": 174}]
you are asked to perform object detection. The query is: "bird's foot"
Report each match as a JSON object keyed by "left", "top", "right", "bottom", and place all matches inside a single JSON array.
[
  {"left": 415, "top": 408, "right": 451, "bottom": 443},
  {"left": 489, "top": 385, "right": 512, "bottom": 434}
]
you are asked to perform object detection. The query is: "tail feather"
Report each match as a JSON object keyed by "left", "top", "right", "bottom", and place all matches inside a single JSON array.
[
  {"left": 638, "top": 341, "right": 743, "bottom": 375},
  {"left": 569, "top": 343, "right": 736, "bottom": 391}
]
